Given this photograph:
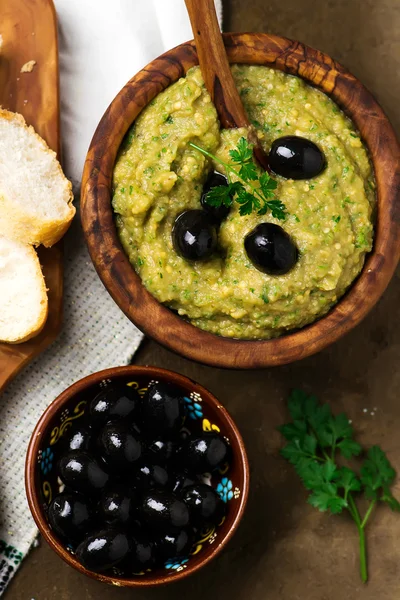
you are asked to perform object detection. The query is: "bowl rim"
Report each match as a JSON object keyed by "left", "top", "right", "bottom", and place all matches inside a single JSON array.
[
  {"left": 81, "top": 32, "right": 400, "bottom": 369},
  {"left": 25, "top": 365, "right": 250, "bottom": 587}
]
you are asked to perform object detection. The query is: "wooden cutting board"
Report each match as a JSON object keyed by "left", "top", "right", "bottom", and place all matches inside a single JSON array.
[{"left": 0, "top": 0, "right": 63, "bottom": 393}]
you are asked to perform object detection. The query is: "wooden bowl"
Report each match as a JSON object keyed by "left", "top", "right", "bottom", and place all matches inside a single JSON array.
[
  {"left": 81, "top": 33, "right": 400, "bottom": 369},
  {"left": 25, "top": 366, "right": 249, "bottom": 587}
]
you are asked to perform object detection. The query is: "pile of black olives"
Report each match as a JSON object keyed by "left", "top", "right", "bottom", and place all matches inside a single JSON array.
[{"left": 47, "top": 381, "right": 231, "bottom": 576}]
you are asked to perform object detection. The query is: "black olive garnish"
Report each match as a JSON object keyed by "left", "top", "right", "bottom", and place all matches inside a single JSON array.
[
  {"left": 172, "top": 210, "right": 217, "bottom": 261},
  {"left": 244, "top": 223, "right": 298, "bottom": 276},
  {"left": 201, "top": 171, "right": 230, "bottom": 222},
  {"left": 269, "top": 136, "right": 326, "bottom": 180}
]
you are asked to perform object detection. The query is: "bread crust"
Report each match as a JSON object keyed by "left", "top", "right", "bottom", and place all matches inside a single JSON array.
[
  {"left": 0, "top": 108, "right": 75, "bottom": 247},
  {"left": 0, "top": 240, "right": 49, "bottom": 343}
]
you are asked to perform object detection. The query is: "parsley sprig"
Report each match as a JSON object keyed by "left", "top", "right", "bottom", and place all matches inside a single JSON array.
[
  {"left": 279, "top": 390, "right": 400, "bottom": 583},
  {"left": 189, "top": 137, "right": 287, "bottom": 220}
]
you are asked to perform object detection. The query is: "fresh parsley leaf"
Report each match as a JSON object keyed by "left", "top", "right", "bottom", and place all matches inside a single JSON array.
[
  {"left": 281, "top": 439, "right": 311, "bottom": 465},
  {"left": 237, "top": 190, "right": 260, "bottom": 216},
  {"left": 261, "top": 199, "right": 286, "bottom": 220},
  {"left": 330, "top": 413, "right": 353, "bottom": 441},
  {"left": 228, "top": 181, "right": 244, "bottom": 196},
  {"left": 338, "top": 438, "right": 362, "bottom": 459},
  {"left": 303, "top": 434, "right": 318, "bottom": 456},
  {"left": 229, "top": 136, "right": 253, "bottom": 163},
  {"left": 278, "top": 419, "right": 308, "bottom": 442},
  {"left": 239, "top": 161, "right": 258, "bottom": 182},
  {"left": 287, "top": 389, "right": 310, "bottom": 420},
  {"left": 381, "top": 486, "right": 400, "bottom": 511},
  {"left": 335, "top": 467, "right": 362, "bottom": 495},
  {"left": 287, "top": 389, "right": 320, "bottom": 421},
  {"left": 259, "top": 172, "right": 278, "bottom": 198},
  {"left": 205, "top": 182, "right": 243, "bottom": 208},
  {"left": 279, "top": 391, "right": 400, "bottom": 583},
  {"left": 306, "top": 403, "right": 334, "bottom": 447},
  {"left": 323, "top": 459, "right": 339, "bottom": 482},
  {"left": 360, "top": 446, "right": 397, "bottom": 502},
  {"left": 296, "top": 460, "right": 342, "bottom": 509},
  {"left": 294, "top": 459, "right": 325, "bottom": 490},
  {"left": 308, "top": 488, "right": 347, "bottom": 514},
  {"left": 205, "top": 186, "right": 233, "bottom": 207}
]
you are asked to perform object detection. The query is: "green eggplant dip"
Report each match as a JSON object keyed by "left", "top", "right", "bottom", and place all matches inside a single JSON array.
[{"left": 112, "top": 65, "right": 375, "bottom": 340}]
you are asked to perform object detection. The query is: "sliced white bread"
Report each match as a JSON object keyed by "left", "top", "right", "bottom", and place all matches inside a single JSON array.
[
  {"left": 0, "top": 108, "right": 75, "bottom": 247},
  {"left": 0, "top": 235, "right": 48, "bottom": 343}
]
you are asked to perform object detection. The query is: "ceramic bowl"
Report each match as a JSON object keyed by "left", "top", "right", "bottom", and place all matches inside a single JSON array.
[
  {"left": 25, "top": 366, "right": 249, "bottom": 586},
  {"left": 81, "top": 33, "right": 400, "bottom": 369}
]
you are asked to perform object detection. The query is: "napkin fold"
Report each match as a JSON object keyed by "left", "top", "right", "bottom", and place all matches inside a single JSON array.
[{"left": 0, "top": 0, "right": 222, "bottom": 594}]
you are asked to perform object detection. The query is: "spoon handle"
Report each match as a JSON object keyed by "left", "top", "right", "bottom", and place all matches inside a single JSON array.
[
  {"left": 184, "top": 0, "right": 270, "bottom": 171},
  {"left": 184, "top": 0, "right": 248, "bottom": 129}
]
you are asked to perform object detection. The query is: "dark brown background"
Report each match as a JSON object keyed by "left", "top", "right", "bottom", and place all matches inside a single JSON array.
[{"left": 8, "top": 0, "right": 400, "bottom": 598}]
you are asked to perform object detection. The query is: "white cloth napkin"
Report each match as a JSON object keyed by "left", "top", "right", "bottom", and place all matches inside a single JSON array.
[
  {"left": 59, "top": 0, "right": 223, "bottom": 190},
  {"left": 0, "top": 0, "right": 222, "bottom": 594}
]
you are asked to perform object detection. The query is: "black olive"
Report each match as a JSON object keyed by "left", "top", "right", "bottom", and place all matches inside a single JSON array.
[
  {"left": 64, "top": 425, "right": 92, "bottom": 452},
  {"left": 89, "top": 385, "right": 140, "bottom": 427},
  {"left": 244, "top": 222, "right": 298, "bottom": 276},
  {"left": 140, "top": 490, "right": 190, "bottom": 530},
  {"left": 48, "top": 493, "right": 93, "bottom": 543},
  {"left": 147, "top": 438, "right": 177, "bottom": 464},
  {"left": 203, "top": 171, "right": 229, "bottom": 194},
  {"left": 183, "top": 433, "right": 231, "bottom": 473},
  {"left": 135, "top": 463, "right": 169, "bottom": 490},
  {"left": 129, "top": 535, "right": 157, "bottom": 573},
  {"left": 182, "top": 484, "right": 225, "bottom": 526},
  {"left": 170, "top": 471, "right": 197, "bottom": 495},
  {"left": 269, "top": 135, "right": 326, "bottom": 180},
  {"left": 97, "top": 422, "right": 142, "bottom": 471},
  {"left": 141, "top": 382, "right": 185, "bottom": 434},
  {"left": 59, "top": 451, "right": 109, "bottom": 495},
  {"left": 178, "top": 429, "right": 191, "bottom": 442},
  {"left": 201, "top": 171, "right": 230, "bottom": 222},
  {"left": 172, "top": 210, "right": 217, "bottom": 261},
  {"left": 99, "top": 486, "right": 138, "bottom": 526},
  {"left": 156, "top": 528, "right": 194, "bottom": 561},
  {"left": 76, "top": 528, "right": 131, "bottom": 573}
]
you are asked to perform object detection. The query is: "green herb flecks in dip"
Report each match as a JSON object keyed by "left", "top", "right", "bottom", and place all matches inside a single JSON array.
[{"left": 112, "top": 66, "right": 375, "bottom": 340}]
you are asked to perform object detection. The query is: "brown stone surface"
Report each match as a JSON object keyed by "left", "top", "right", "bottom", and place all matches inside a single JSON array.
[{"left": 7, "top": 0, "right": 400, "bottom": 598}]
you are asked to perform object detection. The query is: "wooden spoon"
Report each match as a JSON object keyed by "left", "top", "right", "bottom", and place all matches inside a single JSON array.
[{"left": 184, "top": 0, "right": 270, "bottom": 171}]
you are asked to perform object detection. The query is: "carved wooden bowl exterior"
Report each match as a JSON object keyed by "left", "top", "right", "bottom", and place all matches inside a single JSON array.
[
  {"left": 25, "top": 366, "right": 249, "bottom": 587},
  {"left": 81, "top": 33, "right": 400, "bottom": 369}
]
